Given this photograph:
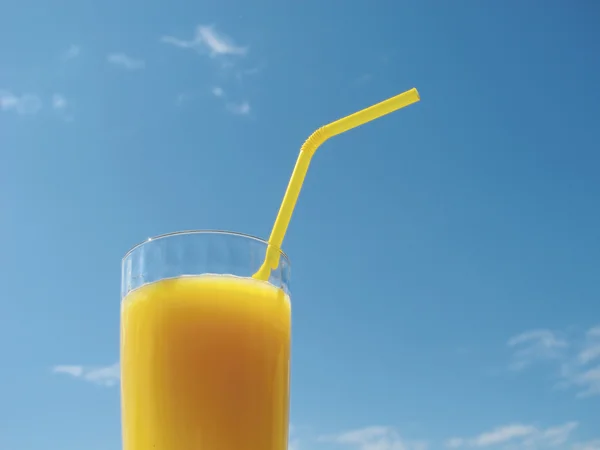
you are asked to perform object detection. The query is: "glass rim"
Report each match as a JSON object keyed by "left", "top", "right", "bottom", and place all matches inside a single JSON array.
[{"left": 122, "top": 229, "right": 290, "bottom": 264}]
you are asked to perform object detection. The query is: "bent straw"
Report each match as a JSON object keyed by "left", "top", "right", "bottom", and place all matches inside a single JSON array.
[{"left": 253, "top": 88, "right": 420, "bottom": 281}]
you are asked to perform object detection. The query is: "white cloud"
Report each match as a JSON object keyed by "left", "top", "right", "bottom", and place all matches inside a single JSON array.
[
  {"left": 446, "top": 438, "right": 465, "bottom": 449},
  {"left": 570, "top": 327, "right": 600, "bottom": 397},
  {"left": 523, "top": 422, "right": 578, "bottom": 448},
  {"left": 83, "top": 364, "right": 120, "bottom": 386},
  {"left": 52, "top": 94, "right": 67, "bottom": 110},
  {"left": 578, "top": 327, "right": 600, "bottom": 365},
  {"left": 63, "top": 44, "right": 81, "bottom": 60},
  {"left": 507, "top": 329, "right": 568, "bottom": 370},
  {"left": 288, "top": 425, "right": 299, "bottom": 450},
  {"left": 570, "top": 366, "right": 600, "bottom": 398},
  {"left": 588, "top": 327, "right": 600, "bottom": 338},
  {"left": 579, "top": 346, "right": 600, "bottom": 365},
  {"left": 446, "top": 422, "right": 578, "bottom": 448},
  {"left": 175, "top": 92, "right": 195, "bottom": 106},
  {"left": 51, "top": 93, "right": 74, "bottom": 121},
  {"left": 353, "top": 74, "right": 373, "bottom": 86},
  {"left": 508, "top": 325, "right": 600, "bottom": 397},
  {"left": 322, "top": 423, "right": 593, "bottom": 450},
  {"left": 107, "top": 53, "right": 145, "bottom": 70},
  {"left": 572, "top": 440, "right": 600, "bottom": 450},
  {"left": 239, "top": 66, "right": 261, "bottom": 76},
  {"left": 0, "top": 90, "right": 42, "bottom": 115},
  {"left": 320, "top": 426, "right": 427, "bottom": 450},
  {"left": 446, "top": 424, "right": 536, "bottom": 448},
  {"left": 474, "top": 424, "right": 537, "bottom": 447},
  {"left": 211, "top": 88, "right": 252, "bottom": 116},
  {"left": 162, "top": 25, "right": 256, "bottom": 112},
  {"left": 161, "top": 25, "right": 247, "bottom": 57},
  {"left": 52, "top": 365, "right": 84, "bottom": 377},
  {"left": 226, "top": 101, "right": 250, "bottom": 115},
  {"left": 52, "top": 363, "right": 119, "bottom": 387}
]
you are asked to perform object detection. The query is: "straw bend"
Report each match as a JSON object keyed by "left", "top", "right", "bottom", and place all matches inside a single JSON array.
[
  {"left": 252, "top": 127, "right": 334, "bottom": 281},
  {"left": 301, "top": 127, "right": 331, "bottom": 157},
  {"left": 253, "top": 88, "right": 420, "bottom": 281}
]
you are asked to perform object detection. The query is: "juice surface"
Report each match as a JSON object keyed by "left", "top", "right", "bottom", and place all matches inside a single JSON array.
[{"left": 120, "top": 275, "right": 291, "bottom": 450}]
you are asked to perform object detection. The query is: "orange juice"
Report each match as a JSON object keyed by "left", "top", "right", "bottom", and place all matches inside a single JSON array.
[{"left": 120, "top": 275, "right": 291, "bottom": 450}]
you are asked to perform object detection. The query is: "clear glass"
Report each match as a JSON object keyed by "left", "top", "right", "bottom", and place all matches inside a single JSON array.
[{"left": 120, "top": 231, "right": 292, "bottom": 450}]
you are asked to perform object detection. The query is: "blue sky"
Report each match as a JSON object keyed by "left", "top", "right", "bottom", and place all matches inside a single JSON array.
[{"left": 1, "top": 1, "right": 600, "bottom": 449}]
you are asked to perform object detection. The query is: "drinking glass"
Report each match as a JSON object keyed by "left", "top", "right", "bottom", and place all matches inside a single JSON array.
[{"left": 120, "top": 231, "right": 292, "bottom": 450}]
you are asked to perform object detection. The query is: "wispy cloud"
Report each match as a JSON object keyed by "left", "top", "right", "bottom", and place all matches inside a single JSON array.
[
  {"left": 588, "top": 327, "right": 600, "bottom": 338},
  {"left": 107, "top": 53, "right": 145, "bottom": 70},
  {"left": 53, "top": 365, "right": 83, "bottom": 377},
  {"left": 571, "top": 326, "right": 600, "bottom": 397},
  {"left": 572, "top": 440, "right": 600, "bottom": 450},
  {"left": 52, "top": 363, "right": 119, "bottom": 387},
  {"left": 162, "top": 25, "right": 256, "bottom": 113},
  {"left": 239, "top": 67, "right": 261, "bottom": 77},
  {"left": 51, "top": 93, "right": 74, "bottom": 121},
  {"left": 62, "top": 44, "right": 81, "bottom": 60},
  {"left": 447, "top": 439, "right": 465, "bottom": 449},
  {"left": 507, "top": 329, "right": 568, "bottom": 370},
  {"left": 226, "top": 101, "right": 250, "bottom": 115},
  {"left": 446, "top": 422, "right": 578, "bottom": 448},
  {"left": 161, "top": 25, "right": 247, "bottom": 57},
  {"left": 52, "top": 93, "right": 67, "bottom": 110},
  {"left": 353, "top": 74, "right": 373, "bottom": 86},
  {"left": 567, "top": 365, "right": 600, "bottom": 398},
  {"left": 508, "top": 325, "right": 600, "bottom": 397},
  {"left": 288, "top": 425, "right": 299, "bottom": 450},
  {"left": 579, "top": 327, "right": 600, "bottom": 364},
  {"left": 0, "top": 90, "right": 42, "bottom": 115},
  {"left": 211, "top": 88, "right": 251, "bottom": 116},
  {"left": 320, "top": 426, "right": 427, "bottom": 450}
]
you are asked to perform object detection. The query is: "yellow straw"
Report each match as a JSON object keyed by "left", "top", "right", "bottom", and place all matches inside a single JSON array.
[{"left": 253, "top": 88, "right": 421, "bottom": 281}]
